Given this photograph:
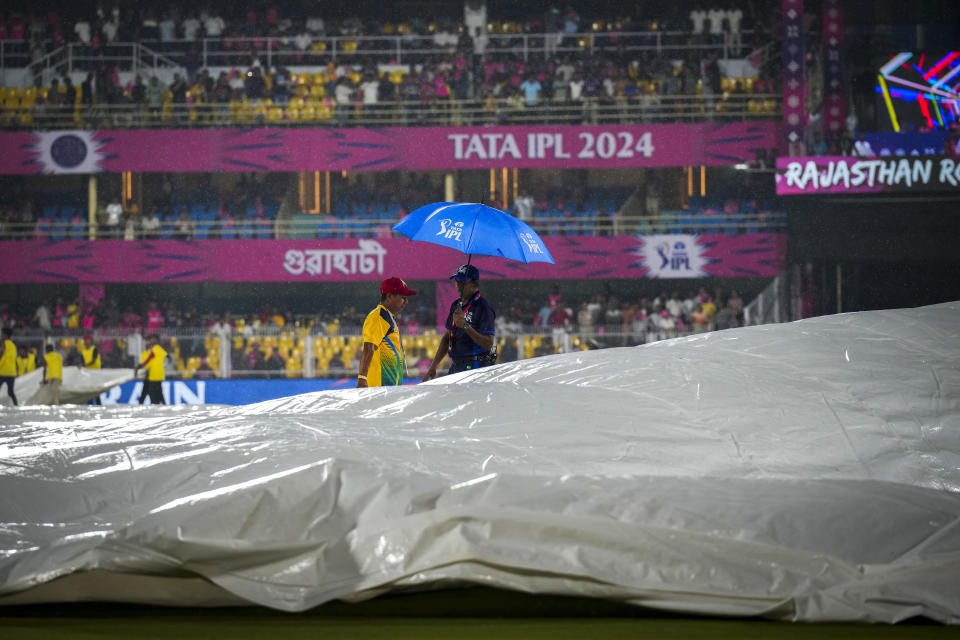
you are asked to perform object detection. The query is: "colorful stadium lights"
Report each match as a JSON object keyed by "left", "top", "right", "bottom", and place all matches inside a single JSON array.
[
  {"left": 923, "top": 52, "right": 959, "bottom": 81},
  {"left": 875, "top": 86, "right": 920, "bottom": 100},
  {"left": 878, "top": 74, "right": 900, "bottom": 132},
  {"left": 884, "top": 74, "right": 956, "bottom": 100},
  {"left": 917, "top": 95, "right": 934, "bottom": 129},
  {"left": 931, "top": 64, "right": 960, "bottom": 91},
  {"left": 880, "top": 53, "right": 913, "bottom": 77},
  {"left": 931, "top": 96, "right": 945, "bottom": 127}
]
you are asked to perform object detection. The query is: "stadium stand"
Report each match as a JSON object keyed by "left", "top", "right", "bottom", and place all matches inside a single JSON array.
[{"left": 1, "top": 2, "right": 780, "bottom": 129}]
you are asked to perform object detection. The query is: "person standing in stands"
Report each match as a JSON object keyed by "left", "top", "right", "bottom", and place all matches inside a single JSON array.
[
  {"left": 135, "top": 334, "right": 168, "bottom": 404},
  {"left": 79, "top": 333, "right": 102, "bottom": 405},
  {"left": 357, "top": 277, "right": 417, "bottom": 388},
  {"left": 423, "top": 264, "right": 497, "bottom": 380},
  {"left": 0, "top": 327, "right": 17, "bottom": 405},
  {"left": 40, "top": 344, "right": 63, "bottom": 405}
]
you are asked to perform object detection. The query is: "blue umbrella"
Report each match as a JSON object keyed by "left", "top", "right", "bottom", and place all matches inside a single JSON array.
[{"left": 392, "top": 202, "right": 555, "bottom": 265}]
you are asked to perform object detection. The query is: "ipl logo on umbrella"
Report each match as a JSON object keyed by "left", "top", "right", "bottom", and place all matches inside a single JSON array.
[
  {"left": 519, "top": 232, "right": 543, "bottom": 254},
  {"left": 436, "top": 219, "right": 465, "bottom": 241}
]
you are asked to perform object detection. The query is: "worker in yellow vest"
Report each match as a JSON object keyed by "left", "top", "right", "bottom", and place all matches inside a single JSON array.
[
  {"left": 80, "top": 334, "right": 101, "bottom": 369},
  {"left": 0, "top": 327, "right": 18, "bottom": 406},
  {"left": 41, "top": 344, "right": 63, "bottom": 405},
  {"left": 135, "top": 334, "right": 168, "bottom": 405},
  {"left": 16, "top": 345, "right": 37, "bottom": 376},
  {"left": 80, "top": 334, "right": 103, "bottom": 405}
]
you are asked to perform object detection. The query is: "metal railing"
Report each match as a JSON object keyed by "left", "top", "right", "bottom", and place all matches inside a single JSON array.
[
  {"left": 6, "top": 31, "right": 758, "bottom": 78},
  {"left": 0, "top": 93, "right": 781, "bottom": 130},
  {"left": 25, "top": 42, "right": 182, "bottom": 88},
  {"left": 0, "top": 212, "right": 786, "bottom": 242},
  {"left": 19, "top": 323, "right": 735, "bottom": 380}
]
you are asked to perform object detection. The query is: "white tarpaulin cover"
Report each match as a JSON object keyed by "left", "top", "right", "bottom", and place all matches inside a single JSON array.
[
  {"left": 1, "top": 303, "right": 959, "bottom": 623},
  {"left": 0, "top": 367, "right": 134, "bottom": 406}
]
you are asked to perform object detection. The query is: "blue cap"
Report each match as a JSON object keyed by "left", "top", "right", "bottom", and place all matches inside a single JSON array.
[{"left": 450, "top": 264, "right": 480, "bottom": 281}]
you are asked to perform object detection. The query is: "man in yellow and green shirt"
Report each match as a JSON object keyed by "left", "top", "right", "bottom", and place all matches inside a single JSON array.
[
  {"left": 357, "top": 277, "right": 416, "bottom": 388},
  {"left": 135, "top": 334, "right": 168, "bottom": 404}
]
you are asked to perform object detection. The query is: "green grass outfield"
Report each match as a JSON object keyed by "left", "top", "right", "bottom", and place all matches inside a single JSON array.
[{"left": 1, "top": 588, "right": 955, "bottom": 640}]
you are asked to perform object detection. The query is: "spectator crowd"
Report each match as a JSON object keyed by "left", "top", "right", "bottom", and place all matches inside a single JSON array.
[{"left": 1, "top": 1, "right": 780, "bottom": 128}]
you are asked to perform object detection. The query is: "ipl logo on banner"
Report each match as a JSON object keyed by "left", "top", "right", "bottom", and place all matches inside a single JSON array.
[{"left": 640, "top": 235, "right": 708, "bottom": 278}]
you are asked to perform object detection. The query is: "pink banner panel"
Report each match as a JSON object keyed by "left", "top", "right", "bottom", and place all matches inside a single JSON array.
[
  {"left": 0, "top": 123, "right": 776, "bottom": 175},
  {"left": 0, "top": 235, "right": 785, "bottom": 284},
  {"left": 776, "top": 156, "right": 960, "bottom": 194}
]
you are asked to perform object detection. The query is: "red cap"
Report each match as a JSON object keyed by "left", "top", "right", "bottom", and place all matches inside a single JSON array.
[
  {"left": 84, "top": 334, "right": 93, "bottom": 341},
  {"left": 380, "top": 277, "right": 417, "bottom": 296}
]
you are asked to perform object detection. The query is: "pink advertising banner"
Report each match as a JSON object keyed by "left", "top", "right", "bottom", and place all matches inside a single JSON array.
[
  {"left": 0, "top": 235, "right": 785, "bottom": 284},
  {"left": 0, "top": 123, "right": 776, "bottom": 175},
  {"left": 776, "top": 155, "right": 960, "bottom": 195}
]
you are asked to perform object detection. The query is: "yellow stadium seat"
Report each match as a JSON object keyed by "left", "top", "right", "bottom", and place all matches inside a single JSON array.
[
  {"left": 267, "top": 106, "right": 284, "bottom": 121},
  {"left": 342, "top": 41, "right": 358, "bottom": 53},
  {"left": 7, "top": 87, "right": 22, "bottom": 99},
  {"left": 285, "top": 105, "right": 300, "bottom": 121},
  {"left": 390, "top": 70, "right": 406, "bottom": 84},
  {"left": 310, "top": 84, "right": 325, "bottom": 98},
  {"left": 310, "top": 41, "right": 327, "bottom": 53},
  {"left": 347, "top": 71, "right": 361, "bottom": 84},
  {"left": 294, "top": 84, "right": 308, "bottom": 97}
]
